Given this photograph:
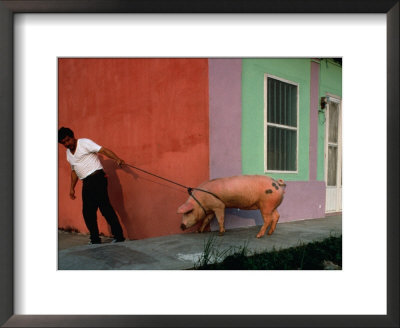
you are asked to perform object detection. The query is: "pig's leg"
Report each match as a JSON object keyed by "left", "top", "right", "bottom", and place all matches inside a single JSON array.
[
  {"left": 267, "top": 209, "right": 280, "bottom": 235},
  {"left": 198, "top": 213, "right": 214, "bottom": 233},
  {"left": 214, "top": 208, "right": 226, "bottom": 236},
  {"left": 256, "top": 209, "right": 273, "bottom": 238}
]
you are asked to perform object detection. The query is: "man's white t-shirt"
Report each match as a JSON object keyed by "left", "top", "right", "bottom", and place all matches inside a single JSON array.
[{"left": 67, "top": 138, "right": 103, "bottom": 179}]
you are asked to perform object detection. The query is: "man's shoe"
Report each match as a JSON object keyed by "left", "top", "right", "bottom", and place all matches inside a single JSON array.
[
  {"left": 88, "top": 240, "right": 102, "bottom": 245},
  {"left": 111, "top": 238, "right": 125, "bottom": 243}
]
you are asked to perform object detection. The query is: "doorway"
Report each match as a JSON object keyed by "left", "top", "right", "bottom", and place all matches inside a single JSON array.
[{"left": 324, "top": 95, "right": 342, "bottom": 213}]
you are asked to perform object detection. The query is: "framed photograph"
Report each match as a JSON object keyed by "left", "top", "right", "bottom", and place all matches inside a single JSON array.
[{"left": 1, "top": 1, "right": 398, "bottom": 327}]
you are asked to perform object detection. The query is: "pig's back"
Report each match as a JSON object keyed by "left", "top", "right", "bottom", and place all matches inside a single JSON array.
[{"left": 202, "top": 175, "right": 280, "bottom": 209}]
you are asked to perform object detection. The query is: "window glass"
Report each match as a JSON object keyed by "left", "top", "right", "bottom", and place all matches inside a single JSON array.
[{"left": 266, "top": 76, "right": 298, "bottom": 172}]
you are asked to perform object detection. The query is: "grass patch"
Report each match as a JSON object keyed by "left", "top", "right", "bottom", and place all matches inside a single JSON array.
[
  {"left": 194, "top": 235, "right": 251, "bottom": 269},
  {"left": 195, "top": 234, "right": 342, "bottom": 270}
]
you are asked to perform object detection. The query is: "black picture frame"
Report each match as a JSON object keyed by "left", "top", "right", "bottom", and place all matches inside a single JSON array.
[{"left": 1, "top": 1, "right": 398, "bottom": 327}]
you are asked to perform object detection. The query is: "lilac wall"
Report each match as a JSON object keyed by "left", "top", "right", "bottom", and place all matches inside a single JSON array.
[
  {"left": 209, "top": 59, "right": 255, "bottom": 229},
  {"left": 309, "top": 61, "right": 320, "bottom": 181},
  {"left": 209, "top": 59, "right": 242, "bottom": 179},
  {"left": 279, "top": 181, "right": 326, "bottom": 222}
]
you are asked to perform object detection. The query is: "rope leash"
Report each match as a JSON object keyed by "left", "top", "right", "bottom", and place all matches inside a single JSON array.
[{"left": 123, "top": 163, "right": 221, "bottom": 215}]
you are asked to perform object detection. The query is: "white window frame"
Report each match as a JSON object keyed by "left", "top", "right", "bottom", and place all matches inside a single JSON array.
[
  {"left": 324, "top": 94, "right": 342, "bottom": 188},
  {"left": 264, "top": 74, "right": 299, "bottom": 174}
]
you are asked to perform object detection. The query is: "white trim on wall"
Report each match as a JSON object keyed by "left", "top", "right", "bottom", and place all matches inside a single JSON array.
[{"left": 324, "top": 94, "right": 342, "bottom": 213}]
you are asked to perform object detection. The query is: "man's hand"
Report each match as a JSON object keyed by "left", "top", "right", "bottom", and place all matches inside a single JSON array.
[
  {"left": 70, "top": 170, "right": 78, "bottom": 200},
  {"left": 116, "top": 159, "right": 125, "bottom": 167}
]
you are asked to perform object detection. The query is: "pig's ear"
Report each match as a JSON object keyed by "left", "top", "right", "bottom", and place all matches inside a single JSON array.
[{"left": 177, "top": 202, "right": 194, "bottom": 214}]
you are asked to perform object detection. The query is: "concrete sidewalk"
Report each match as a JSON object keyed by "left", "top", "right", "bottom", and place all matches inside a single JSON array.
[{"left": 58, "top": 215, "right": 341, "bottom": 270}]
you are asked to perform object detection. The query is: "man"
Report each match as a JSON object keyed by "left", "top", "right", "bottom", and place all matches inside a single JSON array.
[{"left": 58, "top": 127, "right": 125, "bottom": 244}]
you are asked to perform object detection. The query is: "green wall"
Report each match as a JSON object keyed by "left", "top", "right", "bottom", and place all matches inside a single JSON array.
[
  {"left": 242, "top": 58, "right": 311, "bottom": 181},
  {"left": 317, "top": 59, "right": 343, "bottom": 181}
]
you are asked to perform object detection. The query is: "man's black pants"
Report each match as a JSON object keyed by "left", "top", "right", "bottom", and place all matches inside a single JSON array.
[{"left": 82, "top": 170, "right": 124, "bottom": 243}]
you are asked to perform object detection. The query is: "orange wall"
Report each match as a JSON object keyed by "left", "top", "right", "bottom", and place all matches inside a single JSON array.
[{"left": 58, "top": 58, "right": 209, "bottom": 240}]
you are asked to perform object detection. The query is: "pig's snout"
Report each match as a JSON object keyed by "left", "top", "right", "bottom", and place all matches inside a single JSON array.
[{"left": 180, "top": 223, "right": 187, "bottom": 231}]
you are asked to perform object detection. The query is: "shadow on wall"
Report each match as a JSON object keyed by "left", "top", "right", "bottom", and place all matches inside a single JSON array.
[
  {"left": 101, "top": 159, "right": 134, "bottom": 239},
  {"left": 100, "top": 159, "right": 190, "bottom": 240},
  {"left": 209, "top": 208, "right": 262, "bottom": 231}
]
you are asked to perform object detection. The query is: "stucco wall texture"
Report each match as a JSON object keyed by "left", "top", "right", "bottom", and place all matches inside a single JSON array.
[{"left": 58, "top": 58, "right": 210, "bottom": 240}]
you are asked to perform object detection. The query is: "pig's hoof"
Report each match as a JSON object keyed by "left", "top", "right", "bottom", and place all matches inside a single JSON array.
[
  {"left": 218, "top": 232, "right": 224, "bottom": 236},
  {"left": 256, "top": 234, "right": 263, "bottom": 238}
]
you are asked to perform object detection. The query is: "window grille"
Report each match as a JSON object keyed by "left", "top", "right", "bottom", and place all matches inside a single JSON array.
[{"left": 265, "top": 76, "right": 298, "bottom": 172}]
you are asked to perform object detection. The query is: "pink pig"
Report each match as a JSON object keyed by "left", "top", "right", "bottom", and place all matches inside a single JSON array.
[{"left": 177, "top": 175, "right": 286, "bottom": 238}]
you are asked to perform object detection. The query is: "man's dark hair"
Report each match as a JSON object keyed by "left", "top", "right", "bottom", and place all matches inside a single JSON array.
[{"left": 58, "top": 127, "right": 74, "bottom": 143}]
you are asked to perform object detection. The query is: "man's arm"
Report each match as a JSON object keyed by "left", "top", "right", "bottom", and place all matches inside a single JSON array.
[
  {"left": 70, "top": 170, "right": 78, "bottom": 200},
  {"left": 98, "top": 147, "right": 125, "bottom": 167}
]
